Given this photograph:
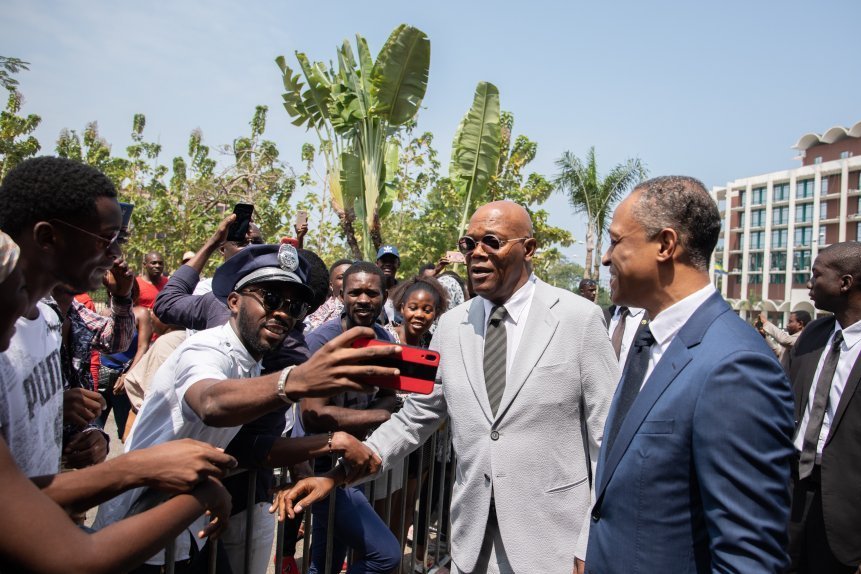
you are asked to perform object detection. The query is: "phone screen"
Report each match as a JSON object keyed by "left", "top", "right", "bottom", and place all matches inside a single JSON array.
[
  {"left": 295, "top": 210, "right": 308, "bottom": 227},
  {"left": 227, "top": 203, "right": 254, "bottom": 242}
]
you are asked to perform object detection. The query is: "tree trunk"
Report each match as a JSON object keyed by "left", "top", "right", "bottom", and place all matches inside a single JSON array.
[
  {"left": 583, "top": 223, "right": 595, "bottom": 279},
  {"left": 340, "top": 210, "right": 362, "bottom": 260},
  {"left": 593, "top": 233, "right": 603, "bottom": 282},
  {"left": 370, "top": 212, "right": 383, "bottom": 253}
]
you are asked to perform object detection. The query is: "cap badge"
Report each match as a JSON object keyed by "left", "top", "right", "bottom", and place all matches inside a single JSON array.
[{"left": 278, "top": 243, "right": 299, "bottom": 272}]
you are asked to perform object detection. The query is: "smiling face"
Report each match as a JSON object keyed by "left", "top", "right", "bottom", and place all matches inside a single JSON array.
[
  {"left": 342, "top": 271, "right": 385, "bottom": 328},
  {"left": 400, "top": 288, "right": 438, "bottom": 341},
  {"left": 228, "top": 280, "right": 301, "bottom": 359},
  {"left": 49, "top": 196, "right": 123, "bottom": 297},
  {"left": 376, "top": 254, "right": 400, "bottom": 279},
  {"left": 602, "top": 191, "right": 661, "bottom": 309},
  {"left": 465, "top": 202, "right": 535, "bottom": 305}
]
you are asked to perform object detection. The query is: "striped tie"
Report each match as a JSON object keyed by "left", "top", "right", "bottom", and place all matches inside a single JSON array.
[{"left": 484, "top": 305, "right": 508, "bottom": 416}]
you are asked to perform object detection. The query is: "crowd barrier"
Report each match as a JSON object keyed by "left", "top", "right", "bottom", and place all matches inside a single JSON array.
[{"left": 157, "top": 424, "right": 455, "bottom": 574}]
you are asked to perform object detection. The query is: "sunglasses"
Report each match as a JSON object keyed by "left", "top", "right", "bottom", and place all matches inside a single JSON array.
[
  {"left": 51, "top": 219, "right": 126, "bottom": 250},
  {"left": 240, "top": 287, "right": 309, "bottom": 318},
  {"left": 457, "top": 234, "right": 529, "bottom": 255}
]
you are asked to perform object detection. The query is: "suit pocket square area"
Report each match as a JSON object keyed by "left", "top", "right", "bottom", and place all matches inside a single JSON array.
[
  {"left": 544, "top": 475, "right": 588, "bottom": 494},
  {"left": 638, "top": 419, "right": 674, "bottom": 434}
]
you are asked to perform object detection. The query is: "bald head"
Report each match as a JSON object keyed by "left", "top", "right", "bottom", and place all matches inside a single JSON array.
[
  {"left": 818, "top": 241, "right": 861, "bottom": 284},
  {"left": 470, "top": 201, "right": 533, "bottom": 237},
  {"left": 143, "top": 251, "right": 164, "bottom": 282}
]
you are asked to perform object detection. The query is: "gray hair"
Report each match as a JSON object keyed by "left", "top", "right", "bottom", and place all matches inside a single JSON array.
[{"left": 632, "top": 176, "right": 720, "bottom": 272}]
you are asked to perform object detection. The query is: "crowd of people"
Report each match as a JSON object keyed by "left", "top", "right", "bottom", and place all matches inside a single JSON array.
[{"left": 0, "top": 156, "right": 858, "bottom": 574}]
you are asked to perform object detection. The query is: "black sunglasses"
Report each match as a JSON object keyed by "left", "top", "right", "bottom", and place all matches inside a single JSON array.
[
  {"left": 457, "top": 234, "right": 529, "bottom": 255},
  {"left": 240, "top": 287, "right": 309, "bottom": 318}
]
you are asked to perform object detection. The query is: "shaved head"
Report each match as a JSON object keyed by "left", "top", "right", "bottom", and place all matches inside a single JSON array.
[
  {"left": 818, "top": 241, "right": 861, "bottom": 285},
  {"left": 470, "top": 201, "right": 533, "bottom": 237}
]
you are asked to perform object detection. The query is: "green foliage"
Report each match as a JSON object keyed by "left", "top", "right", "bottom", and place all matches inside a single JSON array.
[
  {"left": 539, "top": 255, "right": 586, "bottom": 292},
  {"left": 555, "top": 147, "right": 647, "bottom": 280},
  {"left": 0, "top": 90, "right": 41, "bottom": 179},
  {"left": 0, "top": 57, "right": 29, "bottom": 92}
]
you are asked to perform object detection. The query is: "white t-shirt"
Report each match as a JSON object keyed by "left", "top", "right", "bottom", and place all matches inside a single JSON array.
[
  {"left": 94, "top": 322, "right": 261, "bottom": 564},
  {"left": 0, "top": 301, "right": 64, "bottom": 476}
]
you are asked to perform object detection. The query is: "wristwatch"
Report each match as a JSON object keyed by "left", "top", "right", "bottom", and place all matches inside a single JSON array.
[{"left": 276, "top": 365, "right": 296, "bottom": 405}]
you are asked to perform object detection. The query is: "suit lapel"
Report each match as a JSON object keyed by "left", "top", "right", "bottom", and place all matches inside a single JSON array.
[
  {"left": 790, "top": 318, "right": 835, "bottom": 421},
  {"left": 460, "top": 300, "right": 493, "bottom": 422},
  {"left": 495, "top": 283, "right": 559, "bottom": 420},
  {"left": 596, "top": 292, "right": 728, "bottom": 498}
]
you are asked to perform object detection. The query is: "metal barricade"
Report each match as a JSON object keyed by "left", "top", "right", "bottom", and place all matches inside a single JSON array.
[{"left": 158, "top": 426, "right": 455, "bottom": 574}]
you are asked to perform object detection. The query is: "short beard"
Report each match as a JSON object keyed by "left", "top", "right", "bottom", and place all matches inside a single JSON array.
[{"left": 237, "top": 309, "right": 279, "bottom": 357}]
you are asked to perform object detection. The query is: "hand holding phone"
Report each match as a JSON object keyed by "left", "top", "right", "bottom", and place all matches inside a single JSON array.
[
  {"left": 350, "top": 338, "right": 439, "bottom": 394},
  {"left": 445, "top": 250, "right": 466, "bottom": 264},
  {"left": 227, "top": 203, "right": 254, "bottom": 243}
]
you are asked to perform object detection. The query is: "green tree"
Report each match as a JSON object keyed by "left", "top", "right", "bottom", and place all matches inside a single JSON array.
[
  {"left": 540, "top": 255, "right": 586, "bottom": 292},
  {"left": 276, "top": 24, "right": 431, "bottom": 260},
  {"left": 554, "top": 147, "right": 647, "bottom": 280},
  {"left": 0, "top": 56, "right": 41, "bottom": 179}
]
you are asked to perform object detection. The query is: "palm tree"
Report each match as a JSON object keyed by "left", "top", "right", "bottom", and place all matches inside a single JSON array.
[{"left": 554, "top": 147, "right": 647, "bottom": 280}]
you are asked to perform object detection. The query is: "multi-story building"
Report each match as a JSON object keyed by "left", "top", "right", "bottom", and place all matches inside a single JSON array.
[{"left": 711, "top": 120, "right": 861, "bottom": 323}]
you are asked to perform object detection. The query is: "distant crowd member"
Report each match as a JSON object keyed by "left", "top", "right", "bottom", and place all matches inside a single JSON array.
[
  {"left": 759, "top": 310, "right": 811, "bottom": 368},
  {"left": 787, "top": 242, "right": 861, "bottom": 573},
  {"left": 302, "top": 260, "right": 402, "bottom": 574},
  {"left": 585, "top": 176, "right": 794, "bottom": 573},
  {"left": 278, "top": 201, "right": 618, "bottom": 574},
  {"left": 0, "top": 156, "right": 236, "bottom": 572},
  {"left": 96, "top": 244, "right": 396, "bottom": 573},
  {"left": 136, "top": 251, "right": 168, "bottom": 308},
  {"left": 304, "top": 257, "right": 351, "bottom": 331},
  {"left": 377, "top": 244, "right": 401, "bottom": 322},
  {"left": 578, "top": 278, "right": 598, "bottom": 302},
  {"left": 181, "top": 250, "right": 196, "bottom": 265}
]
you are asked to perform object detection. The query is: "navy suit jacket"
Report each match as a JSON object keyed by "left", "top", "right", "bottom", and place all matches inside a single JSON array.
[{"left": 586, "top": 292, "right": 795, "bottom": 573}]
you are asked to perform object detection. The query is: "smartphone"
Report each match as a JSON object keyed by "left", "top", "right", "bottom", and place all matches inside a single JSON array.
[
  {"left": 446, "top": 250, "right": 466, "bottom": 264},
  {"left": 295, "top": 209, "right": 308, "bottom": 227},
  {"left": 227, "top": 203, "right": 254, "bottom": 242},
  {"left": 350, "top": 338, "right": 439, "bottom": 394},
  {"left": 119, "top": 202, "right": 134, "bottom": 230}
]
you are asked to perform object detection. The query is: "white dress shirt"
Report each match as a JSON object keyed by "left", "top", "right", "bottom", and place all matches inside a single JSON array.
[
  {"left": 480, "top": 274, "right": 537, "bottom": 377},
  {"left": 643, "top": 284, "right": 716, "bottom": 388},
  {"left": 793, "top": 319, "right": 861, "bottom": 460},
  {"left": 608, "top": 306, "right": 647, "bottom": 368}
]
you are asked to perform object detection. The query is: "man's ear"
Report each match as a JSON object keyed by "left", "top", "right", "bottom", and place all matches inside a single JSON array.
[
  {"left": 840, "top": 273, "right": 854, "bottom": 294},
  {"left": 655, "top": 228, "right": 678, "bottom": 263},
  {"left": 523, "top": 237, "right": 538, "bottom": 261},
  {"left": 32, "top": 221, "right": 58, "bottom": 252},
  {"left": 226, "top": 291, "right": 241, "bottom": 313}
]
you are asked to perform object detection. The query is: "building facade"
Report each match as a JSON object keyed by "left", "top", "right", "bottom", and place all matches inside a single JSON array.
[{"left": 711, "top": 120, "right": 861, "bottom": 322}]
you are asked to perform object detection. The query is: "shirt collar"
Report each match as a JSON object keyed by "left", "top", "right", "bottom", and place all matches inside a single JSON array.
[
  {"left": 481, "top": 273, "right": 537, "bottom": 326},
  {"left": 616, "top": 306, "right": 646, "bottom": 319},
  {"left": 648, "top": 284, "right": 716, "bottom": 347},
  {"left": 835, "top": 319, "right": 861, "bottom": 350},
  {"left": 223, "top": 322, "right": 262, "bottom": 371}
]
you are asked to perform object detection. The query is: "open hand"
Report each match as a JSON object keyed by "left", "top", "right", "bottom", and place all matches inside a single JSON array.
[
  {"left": 131, "top": 439, "right": 238, "bottom": 493},
  {"left": 269, "top": 476, "right": 338, "bottom": 521},
  {"left": 285, "top": 327, "right": 402, "bottom": 401},
  {"left": 63, "top": 388, "right": 106, "bottom": 428}
]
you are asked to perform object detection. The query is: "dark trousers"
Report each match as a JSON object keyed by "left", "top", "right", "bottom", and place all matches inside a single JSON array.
[{"left": 788, "top": 466, "right": 855, "bottom": 574}]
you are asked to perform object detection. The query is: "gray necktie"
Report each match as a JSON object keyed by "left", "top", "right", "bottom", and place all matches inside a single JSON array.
[
  {"left": 798, "top": 330, "right": 843, "bottom": 479},
  {"left": 611, "top": 307, "right": 630, "bottom": 359},
  {"left": 484, "top": 305, "right": 508, "bottom": 416}
]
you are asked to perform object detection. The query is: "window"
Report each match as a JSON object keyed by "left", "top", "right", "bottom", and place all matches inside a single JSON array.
[
  {"left": 750, "top": 231, "right": 765, "bottom": 250},
  {"left": 774, "top": 183, "right": 790, "bottom": 202},
  {"left": 771, "top": 273, "right": 786, "bottom": 284},
  {"left": 716, "top": 238, "right": 725, "bottom": 253},
  {"left": 752, "top": 187, "right": 766, "bottom": 206},
  {"left": 857, "top": 224, "right": 861, "bottom": 242},
  {"left": 820, "top": 201, "right": 828, "bottom": 220},
  {"left": 814, "top": 157, "right": 822, "bottom": 165},
  {"left": 793, "top": 249, "right": 812, "bottom": 271},
  {"left": 750, "top": 209, "right": 765, "bottom": 227},
  {"left": 771, "top": 229, "right": 788, "bottom": 248},
  {"left": 796, "top": 203, "right": 814, "bottom": 223},
  {"left": 821, "top": 178, "right": 829, "bottom": 195},
  {"left": 771, "top": 251, "right": 787, "bottom": 270},
  {"left": 748, "top": 252, "right": 763, "bottom": 272},
  {"left": 749, "top": 274, "right": 763, "bottom": 284},
  {"left": 739, "top": 190, "right": 746, "bottom": 206},
  {"left": 772, "top": 206, "right": 789, "bottom": 225},
  {"left": 797, "top": 179, "right": 814, "bottom": 199},
  {"left": 794, "top": 273, "right": 810, "bottom": 285},
  {"left": 841, "top": 151, "right": 851, "bottom": 159},
  {"left": 795, "top": 226, "right": 813, "bottom": 247},
  {"left": 739, "top": 212, "right": 745, "bottom": 228}
]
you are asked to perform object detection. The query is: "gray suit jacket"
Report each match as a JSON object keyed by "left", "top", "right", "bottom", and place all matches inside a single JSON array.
[{"left": 365, "top": 278, "right": 619, "bottom": 573}]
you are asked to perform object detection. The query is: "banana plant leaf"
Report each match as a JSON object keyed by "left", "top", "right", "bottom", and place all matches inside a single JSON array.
[
  {"left": 370, "top": 24, "right": 430, "bottom": 126},
  {"left": 450, "top": 81, "right": 501, "bottom": 232}
]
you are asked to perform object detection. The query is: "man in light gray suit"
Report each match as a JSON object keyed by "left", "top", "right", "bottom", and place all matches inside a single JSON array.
[{"left": 275, "top": 201, "right": 619, "bottom": 574}]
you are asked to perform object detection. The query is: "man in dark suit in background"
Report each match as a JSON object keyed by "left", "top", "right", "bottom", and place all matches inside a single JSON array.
[
  {"left": 787, "top": 241, "right": 861, "bottom": 573},
  {"left": 584, "top": 175, "right": 795, "bottom": 573}
]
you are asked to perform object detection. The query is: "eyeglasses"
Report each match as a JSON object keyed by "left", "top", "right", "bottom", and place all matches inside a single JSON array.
[
  {"left": 457, "top": 234, "right": 529, "bottom": 255},
  {"left": 50, "top": 219, "right": 126, "bottom": 250},
  {"left": 240, "top": 287, "right": 309, "bottom": 318}
]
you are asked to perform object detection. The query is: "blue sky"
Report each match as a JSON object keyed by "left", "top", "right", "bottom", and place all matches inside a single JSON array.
[{"left": 4, "top": 0, "right": 860, "bottom": 271}]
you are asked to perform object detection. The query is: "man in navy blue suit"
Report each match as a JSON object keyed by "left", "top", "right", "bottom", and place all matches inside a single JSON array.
[{"left": 582, "top": 176, "right": 795, "bottom": 573}]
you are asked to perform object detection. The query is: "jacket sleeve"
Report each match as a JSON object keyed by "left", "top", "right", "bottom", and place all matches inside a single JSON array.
[
  {"left": 692, "top": 349, "right": 794, "bottom": 572},
  {"left": 75, "top": 299, "right": 134, "bottom": 354},
  {"left": 763, "top": 321, "right": 797, "bottom": 348},
  {"left": 152, "top": 265, "right": 210, "bottom": 331}
]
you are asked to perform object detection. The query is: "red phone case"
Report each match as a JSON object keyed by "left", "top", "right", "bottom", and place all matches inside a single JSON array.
[{"left": 350, "top": 338, "right": 439, "bottom": 394}]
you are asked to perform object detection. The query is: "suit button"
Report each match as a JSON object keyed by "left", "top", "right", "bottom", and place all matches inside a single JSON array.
[
  {"left": 490, "top": 430, "right": 499, "bottom": 440},
  {"left": 591, "top": 509, "right": 601, "bottom": 521}
]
